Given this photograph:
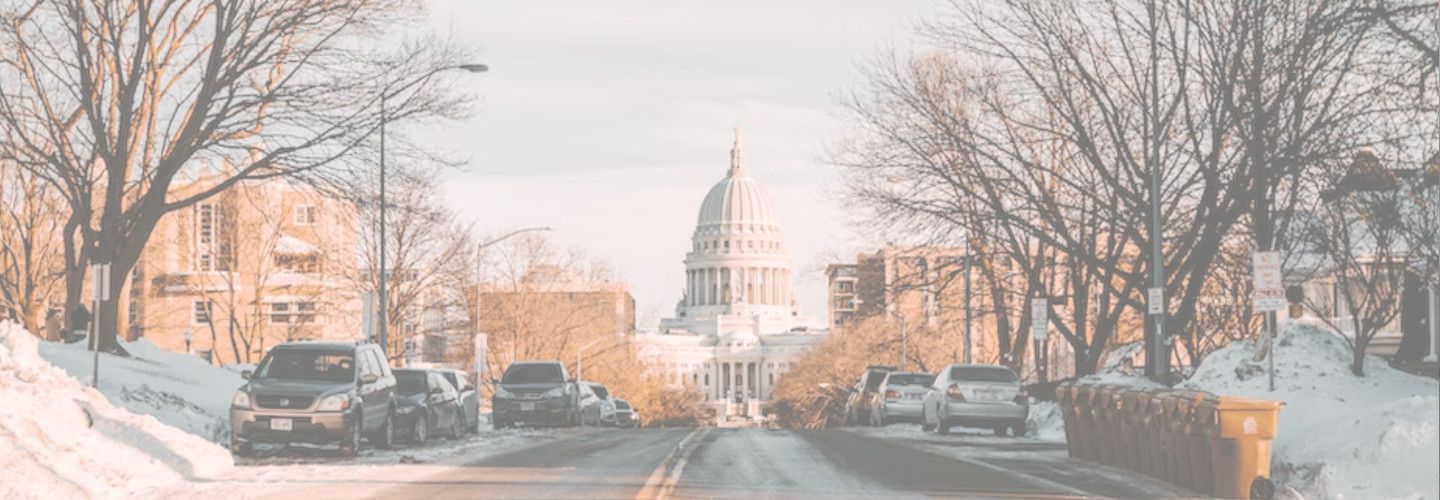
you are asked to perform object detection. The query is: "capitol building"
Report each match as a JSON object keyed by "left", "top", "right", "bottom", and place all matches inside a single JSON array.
[{"left": 636, "top": 130, "right": 826, "bottom": 419}]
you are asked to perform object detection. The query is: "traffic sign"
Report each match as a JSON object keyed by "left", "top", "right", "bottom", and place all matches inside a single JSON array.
[
  {"left": 1252, "top": 251, "right": 1285, "bottom": 312},
  {"left": 1147, "top": 287, "right": 1164, "bottom": 315},
  {"left": 1030, "top": 298, "right": 1048, "bottom": 341}
]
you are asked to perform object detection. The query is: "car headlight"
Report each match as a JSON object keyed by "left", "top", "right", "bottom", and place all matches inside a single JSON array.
[
  {"left": 316, "top": 394, "right": 351, "bottom": 412},
  {"left": 231, "top": 391, "right": 251, "bottom": 409},
  {"left": 542, "top": 387, "right": 564, "bottom": 398}
]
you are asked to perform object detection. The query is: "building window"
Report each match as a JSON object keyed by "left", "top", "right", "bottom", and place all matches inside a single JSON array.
[
  {"left": 193, "top": 300, "right": 212, "bottom": 325},
  {"left": 704, "top": 373, "right": 710, "bottom": 385},
  {"left": 274, "top": 254, "right": 320, "bottom": 273},
  {"left": 294, "top": 205, "right": 317, "bottom": 225},
  {"left": 271, "top": 301, "right": 318, "bottom": 324},
  {"left": 195, "top": 204, "right": 215, "bottom": 271}
]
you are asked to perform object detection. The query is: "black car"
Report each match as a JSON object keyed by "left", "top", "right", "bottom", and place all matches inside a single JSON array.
[{"left": 393, "top": 368, "right": 466, "bottom": 444}]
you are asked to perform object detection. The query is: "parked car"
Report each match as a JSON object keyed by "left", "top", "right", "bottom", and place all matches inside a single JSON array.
[
  {"left": 921, "top": 364, "right": 1028, "bottom": 436},
  {"left": 491, "top": 361, "right": 579, "bottom": 429},
  {"left": 393, "top": 369, "right": 466, "bottom": 444},
  {"left": 843, "top": 365, "right": 895, "bottom": 426},
  {"left": 230, "top": 342, "right": 396, "bottom": 457},
  {"left": 868, "top": 371, "right": 936, "bottom": 426},
  {"left": 579, "top": 382, "right": 617, "bottom": 427},
  {"left": 613, "top": 399, "right": 638, "bottom": 428},
  {"left": 436, "top": 368, "right": 479, "bottom": 433}
]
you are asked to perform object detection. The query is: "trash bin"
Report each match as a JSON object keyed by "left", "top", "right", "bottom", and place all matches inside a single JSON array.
[
  {"left": 1209, "top": 397, "right": 1283, "bottom": 499},
  {"left": 1093, "top": 385, "right": 1120, "bottom": 466},
  {"left": 1118, "top": 389, "right": 1143, "bottom": 472},
  {"left": 1190, "top": 393, "right": 1220, "bottom": 496},
  {"left": 1136, "top": 389, "right": 1166, "bottom": 479},
  {"left": 1056, "top": 383, "right": 1078, "bottom": 458},
  {"left": 1069, "top": 384, "right": 1090, "bottom": 460},
  {"left": 1157, "top": 392, "right": 1185, "bottom": 486}
]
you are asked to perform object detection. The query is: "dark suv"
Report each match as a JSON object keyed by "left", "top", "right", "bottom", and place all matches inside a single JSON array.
[
  {"left": 492, "top": 361, "right": 578, "bottom": 429},
  {"left": 230, "top": 342, "right": 396, "bottom": 456}
]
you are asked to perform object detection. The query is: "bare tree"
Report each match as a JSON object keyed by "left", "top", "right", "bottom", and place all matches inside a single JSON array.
[
  {"left": 0, "top": 0, "right": 473, "bottom": 352},
  {"left": 0, "top": 157, "right": 66, "bottom": 332}
]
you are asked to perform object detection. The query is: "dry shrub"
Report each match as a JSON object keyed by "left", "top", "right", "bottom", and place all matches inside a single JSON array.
[{"left": 769, "top": 316, "right": 905, "bottom": 428}]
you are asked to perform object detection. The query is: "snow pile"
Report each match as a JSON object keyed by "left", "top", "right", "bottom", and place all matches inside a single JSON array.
[
  {"left": 0, "top": 323, "right": 232, "bottom": 499},
  {"left": 1025, "top": 400, "right": 1066, "bottom": 442},
  {"left": 39, "top": 336, "right": 244, "bottom": 444},
  {"left": 1179, "top": 320, "right": 1439, "bottom": 500}
]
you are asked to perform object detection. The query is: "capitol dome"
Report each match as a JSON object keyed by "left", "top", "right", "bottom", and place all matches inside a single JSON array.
[{"left": 696, "top": 132, "right": 778, "bottom": 231}]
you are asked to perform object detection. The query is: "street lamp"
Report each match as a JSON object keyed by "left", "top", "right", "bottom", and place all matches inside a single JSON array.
[
  {"left": 886, "top": 304, "right": 907, "bottom": 371},
  {"left": 468, "top": 226, "right": 552, "bottom": 373},
  {"left": 378, "top": 62, "right": 489, "bottom": 360},
  {"left": 576, "top": 336, "right": 615, "bottom": 382}
]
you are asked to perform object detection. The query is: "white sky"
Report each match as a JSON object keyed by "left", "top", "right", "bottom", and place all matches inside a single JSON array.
[{"left": 425, "top": 1, "right": 936, "bottom": 328}]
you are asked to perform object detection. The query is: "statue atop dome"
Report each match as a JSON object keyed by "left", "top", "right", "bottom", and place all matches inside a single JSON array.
[{"left": 729, "top": 126, "right": 746, "bottom": 177}]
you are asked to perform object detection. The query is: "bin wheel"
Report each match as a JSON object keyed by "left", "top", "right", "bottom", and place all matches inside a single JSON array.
[{"left": 1250, "top": 477, "right": 1276, "bottom": 500}]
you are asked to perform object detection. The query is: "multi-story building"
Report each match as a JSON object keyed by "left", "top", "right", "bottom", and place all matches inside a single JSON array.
[
  {"left": 124, "top": 177, "right": 360, "bottom": 365},
  {"left": 476, "top": 266, "right": 637, "bottom": 359},
  {"left": 825, "top": 245, "right": 972, "bottom": 329}
]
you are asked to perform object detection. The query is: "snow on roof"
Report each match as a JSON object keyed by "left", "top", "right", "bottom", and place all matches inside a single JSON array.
[{"left": 273, "top": 234, "right": 318, "bottom": 255}]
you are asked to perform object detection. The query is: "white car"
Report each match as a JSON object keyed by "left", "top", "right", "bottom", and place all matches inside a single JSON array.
[
  {"left": 869, "top": 371, "right": 936, "bottom": 426},
  {"left": 921, "top": 364, "right": 1028, "bottom": 436}
]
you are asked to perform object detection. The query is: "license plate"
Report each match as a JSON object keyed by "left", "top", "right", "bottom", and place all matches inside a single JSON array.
[
  {"left": 270, "top": 418, "right": 292, "bottom": 431},
  {"left": 520, "top": 402, "right": 536, "bottom": 411},
  {"left": 975, "top": 389, "right": 1000, "bottom": 400}
]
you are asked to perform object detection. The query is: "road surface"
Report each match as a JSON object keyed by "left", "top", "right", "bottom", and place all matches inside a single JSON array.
[{"left": 288, "top": 427, "right": 1185, "bottom": 499}]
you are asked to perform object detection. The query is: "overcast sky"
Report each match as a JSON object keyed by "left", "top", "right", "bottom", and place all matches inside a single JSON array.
[{"left": 425, "top": 1, "right": 936, "bottom": 328}]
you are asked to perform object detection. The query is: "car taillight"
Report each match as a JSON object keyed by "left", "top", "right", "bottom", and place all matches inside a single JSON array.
[
  {"left": 1014, "top": 387, "right": 1028, "bottom": 403},
  {"left": 884, "top": 390, "right": 900, "bottom": 400},
  {"left": 945, "top": 384, "right": 965, "bottom": 401}
]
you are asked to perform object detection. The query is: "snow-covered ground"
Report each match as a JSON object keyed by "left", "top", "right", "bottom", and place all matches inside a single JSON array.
[
  {"left": 1178, "top": 320, "right": 1438, "bottom": 500},
  {"left": 38, "top": 336, "right": 244, "bottom": 445},
  {"left": 1078, "top": 320, "right": 1439, "bottom": 500},
  {"left": 0, "top": 323, "right": 233, "bottom": 499}
]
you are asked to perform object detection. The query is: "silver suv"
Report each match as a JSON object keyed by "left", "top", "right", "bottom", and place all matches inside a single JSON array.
[{"left": 230, "top": 342, "right": 396, "bottom": 456}]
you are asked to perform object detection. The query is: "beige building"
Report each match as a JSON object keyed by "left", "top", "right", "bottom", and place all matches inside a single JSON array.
[
  {"left": 477, "top": 266, "right": 637, "bottom": 363},
  {"left": 825, "top": 245, "right": 973, "bottom": 329},
  {"left": 124, "top": 177, "right": 361, "bottom": 365}
]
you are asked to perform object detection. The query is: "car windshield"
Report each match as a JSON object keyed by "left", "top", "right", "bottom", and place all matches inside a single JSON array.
[
  {"left": 395, "top": 371, "right": 427, "bottom": 395},
  {"left": 886, "top": 373, "right": 936, "bottom": 387},
  {"left": 589, "top": 385, "right": 610, "bottom": 399},
  {"left": 255, "top": 350, "right": 353, "bottom": 383},
  {"left": 502, "top": 364, "right": 563, "bottom": 384},
  {"left": 615, "top": 401, "right": 631, "bottom": 410},
  {"left": 950, "top": 366, "right": 1019, "bottom": 383},
  {"left": 864, "top": 370, "right": 889, "bottom": 391}
]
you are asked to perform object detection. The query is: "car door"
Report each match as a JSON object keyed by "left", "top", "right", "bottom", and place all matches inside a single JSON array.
[
  {"left": 362, "top": 349, "right": 392, "bottom": 430},
  {"left": 425, "top": 373, "right": 454, "bottom": 429},
  {"left": 450, "top": 371, "right": 477, "bottom": 428}
]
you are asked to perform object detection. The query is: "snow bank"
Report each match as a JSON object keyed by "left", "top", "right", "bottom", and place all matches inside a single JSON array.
[
  {"left": 39, "top": 335, "right": 244, "bottom": 444},
  {"left": 1178, "top": 320, "right": 1439, "bottom": 500},
  {"left": 1025, "top": 400, "right": 1066, "bottom": 442},
  {"left": 0, "top": 323, "right": 232, "bottom": 499}
]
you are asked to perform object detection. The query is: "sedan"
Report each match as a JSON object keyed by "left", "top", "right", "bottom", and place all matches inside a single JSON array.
[
  {"left": 921, "top": 364, "right": 1028, "bottom": 437},
  {"left": 393, "top": 369, "right": 466, "bottom": 444},
  {"left": 437, "top": 368, "right": 480, "bottom": 433},
  {"left": 613, "top": 399, "right": 638, "bottom": 428},
  {"left": 869, "top": 371, "right": 936, "bottom": 426}
]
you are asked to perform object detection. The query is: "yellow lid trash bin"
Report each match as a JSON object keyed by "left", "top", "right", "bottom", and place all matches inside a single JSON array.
[{"left": 1208, "top": 396, "right": 1283, "bottom": 499}]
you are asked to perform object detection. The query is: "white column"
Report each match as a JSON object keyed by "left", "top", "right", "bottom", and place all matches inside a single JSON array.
[
  {"left": 757, "top": 360, "right": 766, "bottom": 399},
  {"left": 1427, "top": 285, "right": 1438, "bottom": 362}
]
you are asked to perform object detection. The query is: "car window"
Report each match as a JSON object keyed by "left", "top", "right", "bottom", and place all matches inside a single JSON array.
[
  {"left": 502, "top": 364, "right": 564, "bottom": 384},
  {"left": 589, "top": 385, "right": 610, "bottom": 400},
  {"left": 255, "top": 350, "right": 354, "bottom": 383},
  {"left": 366, "top": 349, "right": 390, "bottom": 378},
  {"left": 442, "top": 372, "right": 461, "bottom": 390},
  {"left": 885, "top": 373, "right": 936, "bottom": 387},
  {"left": 395, "top": 371, "right": 427, "bottom": 395},
  {"left": 436, "top": 374, "right": 458, "bottom": 398},
  {"left": 615, "top": 400, "right": 631, "bottom": 410},
  {"left": 949, "top": 366, "right": 1020, "bottom": 383}
]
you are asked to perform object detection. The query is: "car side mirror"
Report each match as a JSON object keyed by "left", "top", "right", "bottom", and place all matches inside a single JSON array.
[
  {"left": 360, "top": 373, "right": 379, "bottom": 384},
  {"left": 429, "top": 386, "right": 444, "bottom": 395},
  {"left": 240, "top": 370, "right": 252, "bottom": 380},
  {"left": 490, "top": 378, "right": 500, "bottom": 385}
]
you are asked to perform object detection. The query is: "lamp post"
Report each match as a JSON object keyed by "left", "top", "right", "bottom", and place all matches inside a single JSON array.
[
  {"left": 469, "top": 226, "right": 552, "bottom": 374},
  {"left": 576, "top": 336, "right": 612, "bottom": 382},
  {"left": 378, "top": 63, "right": 488, "bottom": 360},
  {"left": 887, "top": 304, "right": 907, "bottom": 370}
]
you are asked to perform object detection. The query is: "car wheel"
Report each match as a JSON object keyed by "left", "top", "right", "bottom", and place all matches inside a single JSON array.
[
  {"left": 937, "top": 420, "right": 951, "bottom": 435},
  {"left": 993, "top": 426, "right": 1008, "bottom": 437},
  {"left": 1011, "top": 421, "right": 1027, "bottom": 438},
  {"left": 413, "top": 415, "right": 429, "bottom": 444},
  {"left": 341, "top": 417, "right": 362, "bottom": 457},
  {"left": 493, "top": 417, "right": 507, "bottom": 430},
  {"left": 232, "top": 438, "right": 252, "bottom": 458},
  {"left": 372, "top": 410, "right": 395, "bottom": 449}
]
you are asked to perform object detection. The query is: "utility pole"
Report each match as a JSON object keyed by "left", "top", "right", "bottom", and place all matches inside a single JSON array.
[
  {"left": 964, "top": 255, "right": 973, "bottom": 364},
  {"left": 1144, "top": 0, "right": 1169, "bottom": 381}
]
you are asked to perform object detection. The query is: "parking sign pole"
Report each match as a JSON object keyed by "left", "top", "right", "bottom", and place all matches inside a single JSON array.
[{"left": 91, "top": 263, "right": 109, "bottom": 388}]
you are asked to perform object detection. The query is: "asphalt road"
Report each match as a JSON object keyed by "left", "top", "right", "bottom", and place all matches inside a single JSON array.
[{"left": 333, "top": 427, "right": 1181, "bottom": 499}]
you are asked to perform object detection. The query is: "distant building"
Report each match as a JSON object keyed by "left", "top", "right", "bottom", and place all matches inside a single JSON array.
[
  {"left": 825, "top": 245, "right": 971, "bottom": 329},
  {"left": 124, "top": 177, "right": 361, "bottom": 365},
  {"left": 476, "top": 266, "right": 637, "bottom": 348},
  {"left": 636, "top": 130, "right": 825, "bottom": 419}
]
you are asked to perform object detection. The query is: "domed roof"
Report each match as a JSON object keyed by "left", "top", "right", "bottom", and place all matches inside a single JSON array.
[{"left": 696, "top": 129, "right": 778, "bottom": 229}]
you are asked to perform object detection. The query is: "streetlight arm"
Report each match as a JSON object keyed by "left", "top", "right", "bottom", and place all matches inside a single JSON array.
[{"left": 479, "top": 226, "right": 552, "bottom": 250}]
